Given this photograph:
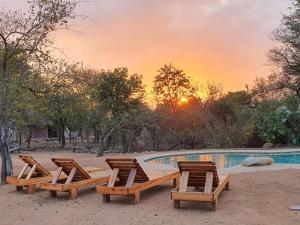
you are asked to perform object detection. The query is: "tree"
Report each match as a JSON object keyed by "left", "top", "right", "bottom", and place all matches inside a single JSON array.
[
  {"left": 0, "top": 0, "right": 78, "bottom": 183},
  {"left": 38, "top": 61, "right": 88, "bottom": 148},
  {"left": 256, "top": 106, "right": 293, "bottom": 144},
  {"left": 153, "top": 64, "right": 196, "bottom": 113},
  {"left": 9, "top": 60, "right": 49, "bottom": 149},
  {"left": 254, "top": 0, "right": 300, "bottom": 99},
  {"left": 94, "top": 68, "right": 145, "bottom": 156}
]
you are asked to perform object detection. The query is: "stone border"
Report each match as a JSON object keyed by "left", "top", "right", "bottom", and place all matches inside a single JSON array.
[{"left": 136, "top": 148, "right": 300, "bottom": 174}]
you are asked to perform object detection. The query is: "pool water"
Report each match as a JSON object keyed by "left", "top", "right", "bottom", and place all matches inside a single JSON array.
[{"left": 147, "top": 152, "right": 300, "bottom": 169}]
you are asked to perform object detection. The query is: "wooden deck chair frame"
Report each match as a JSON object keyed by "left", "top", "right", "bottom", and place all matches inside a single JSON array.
[
  {"left": 96, "top": 158, "right": 180, "bottom": 204},
  {"left": 6, "top": 155, "right": 53, "bottom": 194},
  {"left": 171, "top": 161, "right": 230, "bottom": 211},
  {"left": 40, "top": 158, "right": 109, "bottom": 199}
]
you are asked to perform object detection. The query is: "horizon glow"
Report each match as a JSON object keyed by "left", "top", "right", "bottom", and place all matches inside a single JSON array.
[{"left": 1, "top": 0, "right": 292, "bottom": 103}]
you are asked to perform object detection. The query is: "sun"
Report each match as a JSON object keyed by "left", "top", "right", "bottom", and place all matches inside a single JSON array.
[{"left": 180, "top": 97, "right": 188, "bottom": 104}]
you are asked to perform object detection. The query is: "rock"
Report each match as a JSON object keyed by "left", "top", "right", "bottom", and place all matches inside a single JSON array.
[
  {"left": 242, "top": 156, "right": 273, "bottom": 166},
  {"left": 262, "top": 143, "right": 274, "bottom": 148}
]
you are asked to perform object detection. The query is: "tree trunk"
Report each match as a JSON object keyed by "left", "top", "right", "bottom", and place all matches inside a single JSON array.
[
  {"left": 0, "top": 62, "right": 13, "bottom": 183},
  {"left": 59, "top": 119, "right": 66, "bottom": 148},
  {"left": 69, "top": 130, "right": 72, "bottom": 144},
  {"left": 121, "top": 131, "right": 128, "bottom": 154},
  {"left": 27, "top": 128, "right": 32, "bottom": 149},
  {"left": 150, "top": 127, "right": 159, "bottom": 151},
  {"left": 0, "top": 142, "right": 12, "bottom": 183},
  {"left": 94, "top": 130, "right": 100, "bottom": 144},
  {"left": 0, "top": 124, "right": 13, "bottom": 183},
  {"left": 96, "top": 120, "right": 125, "bottom": 157},
  {"left": 18, "top": 130, "right": 22, "bottom": 147},
  {"left": 72, "top": 136, "right": 76, "bottom": 153},
  {"left": 61, "top": 130, "right": 65, "bottom": 148},
  {"left": 97, "top": 135, "right": 112, "bottom": 157},
  {"left": 86, "top": 129, "right": 90, "bottom": 147},
  {"left": 129, "top": 128, "right": 141, "bottom": 152},
  {"left": 79, "top": 129, "right": 84, "bottom": 143}
]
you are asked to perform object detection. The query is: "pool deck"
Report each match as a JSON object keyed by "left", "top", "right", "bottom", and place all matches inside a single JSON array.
[{"left": 136, "top": 148, "right": 300, "bottom": 174}]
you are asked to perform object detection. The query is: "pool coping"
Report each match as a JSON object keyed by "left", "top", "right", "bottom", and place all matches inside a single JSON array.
[{"left": 136, "top": 148, "right": 300, "bottom": 174}]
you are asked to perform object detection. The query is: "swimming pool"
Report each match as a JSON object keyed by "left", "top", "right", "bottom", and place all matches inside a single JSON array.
[{"left": 146, "top": 152, "right": 300, "bottom": 169}]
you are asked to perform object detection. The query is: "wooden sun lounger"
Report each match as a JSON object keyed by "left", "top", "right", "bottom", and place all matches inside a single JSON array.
[
  {"left": 171, "top": 161, "right": 230, "bottom": 211},
  {"left": 6, "top": 155, "right": 53, "bottom": 194},
  {"left": 96, "top": 158, "right": 180, "bottom": 204},
  {"left": 40, "top": 158, "right": 110, "bottom": 199}
]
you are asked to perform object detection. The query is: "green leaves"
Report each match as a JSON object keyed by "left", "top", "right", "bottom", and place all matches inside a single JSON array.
[
  {"left": 255, "top": 105, "right": 300, "bottom": 145},
  {"left": 96, "top": 68, "right": 145, "bottom": 118},
  {"left": 153, "top": 64, "right": 196, "bottom": 113}
]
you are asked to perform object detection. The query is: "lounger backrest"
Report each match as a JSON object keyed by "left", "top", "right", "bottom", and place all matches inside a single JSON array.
[
  {"left": 19, "top": 154, "right": 51, "bottom": 177},
  {"left": 106, "top": 158, "right": 149, "bottom": 183},
  {"left": 51, "top": 158, "right": 91, "bottom": 181},
  {"left": 177, "top": 161, "right": 219, "bottom": 188}
]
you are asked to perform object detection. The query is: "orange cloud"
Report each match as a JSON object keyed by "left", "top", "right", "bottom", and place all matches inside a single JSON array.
[{"left": 7, "top": 0, "right": 292, "bottom": 96}]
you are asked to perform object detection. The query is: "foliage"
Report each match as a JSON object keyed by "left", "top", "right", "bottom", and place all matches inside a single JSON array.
[
  {"left": 97, "top": 68, "right": 144, "bottom": 117},
  {"left": 0, "top": 0, "right": 79, "bottom": 182},
  {"left": 3, "top": 0, "right": 300, "bottom": 187},
  {"left": 153, "top": 64, "right": 196, "bottom": 113},
  {"left": 253, "top": 0, "right": 300, "bottom": 98},
  {"left": 93, "top": 68, "right": 146, "bottom": 155},
  {"left": 250, "top": 0, "right": 300, "bottom": 146},
  {"left": 255, "top": 104, "right": 300, "bottom": 145}
]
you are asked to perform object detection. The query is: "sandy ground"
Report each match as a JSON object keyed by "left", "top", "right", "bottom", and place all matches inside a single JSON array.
[{"left": 1, "top": 150, "right": 300, "bottom": 225}]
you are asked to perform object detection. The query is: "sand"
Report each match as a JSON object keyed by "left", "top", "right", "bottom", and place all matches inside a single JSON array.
[{"left": 1, "top": 150, "right": 300, "bottom": 225}]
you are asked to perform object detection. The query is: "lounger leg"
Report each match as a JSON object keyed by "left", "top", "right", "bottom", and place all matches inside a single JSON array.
[
  {"left": 27, "top": 184, "right": 36, "bottom": 194},
  {"left": 173, "top": 177, "right": 179, "bottom": 187},
  {"left": 16, "top": 186, "right": 23, "bottom": 191},
  {"left": 69, "top": 188, "right": 78, "bottom": 200},
  {"left": 174, "top": 200, "right": 180, "bottom": 209},
  {"left": 50, "top": 190, "right": 57, "bottom": 197},
  {"left": 133, "top": 192, "right": 140, "bottom": 204},
  {"left": 225, "top": 181, "right": 229, "bottom": 190},
  {"left": 103, "top": 194, "right": 111, "bottom": 202},
  {"left": 212, "top": 199, "right": 218, "bottom": 211}
]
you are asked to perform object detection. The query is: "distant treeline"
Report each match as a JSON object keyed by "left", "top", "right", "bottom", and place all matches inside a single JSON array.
[{"left": 1, "top": 0, "right": 300, "bottom": 182}]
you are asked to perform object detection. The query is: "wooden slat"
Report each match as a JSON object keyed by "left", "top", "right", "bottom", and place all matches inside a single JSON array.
[
  {"left": 19, "top": 155, "right": 51, "bottom": 176},
  {"left": 108, "top": 168, "right": 119, "bottom": 187},
  {"left": 65, "top": 168, "right": 77, "bottom": 184},
  {"left": 97, "top": 172, "right": 179, "bottom": 196},
  {"left": 125, "top": 168, "right": 137, "bottom": 188},
  {"left": 106, "top": 158, "right": 134, "bottom": 162},
  {"left": 52, "top": 167, "right": 63, "bottom": 184},
  {"left": 204, "top": 172, "right": 213, "bottom": 193},
  {"left": 171, "top": 189, "right": 214, "bottom": 202},
  {"left": 178, "top": 161, "right": 219, "bottom": 188},
  {"left": 7, "top": 176, "right": 52, "bottom": 186},
  {"left": 179, "top": 171, "right": 189, "bottom": 192},
  {"left": 106, "top": 158, "right": 149, "bottom": 183},
  {"left": 26, "top": 165, "right": 36, "bottom": 180},
  {"left": 17, "top": 163, "right": 29, "bottom": 180},
  {"left": 51, "top": 158, "right": 91, "bottom": 181}
]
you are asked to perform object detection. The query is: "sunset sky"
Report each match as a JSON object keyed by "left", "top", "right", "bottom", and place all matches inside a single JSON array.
[{"left": 2, "top": 0, "right": 292, "bottom": 99}]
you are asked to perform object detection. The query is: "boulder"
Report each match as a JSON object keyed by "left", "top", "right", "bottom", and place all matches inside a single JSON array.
[
  {"left": 242, "top": 156, "right": 273, "bottom": 167},
  {"left": 262, "top": 143, "right": 274, "bottom": 148}
]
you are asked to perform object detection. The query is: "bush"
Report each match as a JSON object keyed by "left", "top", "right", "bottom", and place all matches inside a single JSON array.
[{"left": 255, "top": 105, "right": 300, "bottom": 145}]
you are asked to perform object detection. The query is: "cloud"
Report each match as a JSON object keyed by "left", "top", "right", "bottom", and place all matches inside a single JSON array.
[{"left": 2, "top": 0, "right": 292, "bottom": 92}]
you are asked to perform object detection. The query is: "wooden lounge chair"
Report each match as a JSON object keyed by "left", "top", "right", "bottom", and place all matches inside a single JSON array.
[
  {"left": 40, "top": 158, "right": 110, "bottom": 199},
  {"left": 6, "top": 154, "right": 53, "bottom": 194},
  {"left": 96, "top": 158, "right": 180, "bottom": 204},
  {"left": 171, "top": 161, "right": 230, "bottom": 210}
]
